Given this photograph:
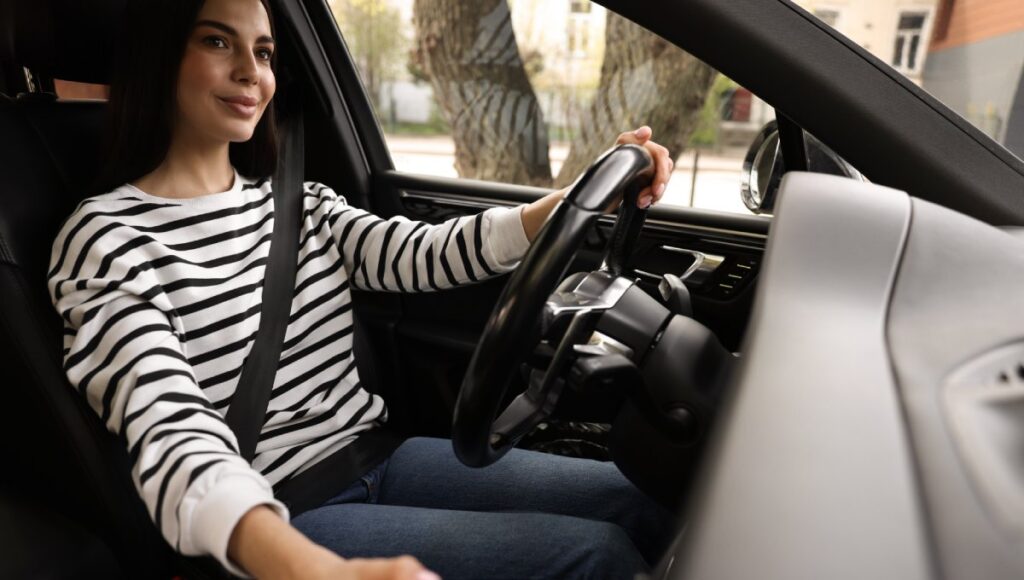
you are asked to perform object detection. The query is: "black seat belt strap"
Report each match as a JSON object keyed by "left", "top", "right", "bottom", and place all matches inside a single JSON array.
[{"left": 224, "top": 110, "right": 304, "bottom": 461}]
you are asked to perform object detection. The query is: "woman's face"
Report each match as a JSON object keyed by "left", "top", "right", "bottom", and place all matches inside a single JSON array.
[{"left": 175, "top": 0, "right": 276, "bottom": 147}]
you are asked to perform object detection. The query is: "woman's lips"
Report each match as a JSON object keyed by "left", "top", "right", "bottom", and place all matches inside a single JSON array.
[{"left": 218, "top": 96, "right": 259, "bottom": 117}]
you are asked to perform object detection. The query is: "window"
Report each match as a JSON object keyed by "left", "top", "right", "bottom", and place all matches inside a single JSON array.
[
  {"left": 331, "top": 0, "right": 774, "bottom": 215},
  {"left": 567, "top": 18, "right": 590, "bottom": 56},
  {"left": 570, "top": 0, "right": 591, "bottom": 14},
  {"left": 20, "top": 67, "right": 109, "bottom": 100},
  {"left": 797, "top": 0, "right": 1023, "bottom": 156},
  {"left": 892, "top": 12, "right": 928, "bottom": 73},
  {"left": 53, "top": 80, "right": 109, "bottom": 100},
  {"left": 721, "top": 88, "right": 753, "bottom": 123}
]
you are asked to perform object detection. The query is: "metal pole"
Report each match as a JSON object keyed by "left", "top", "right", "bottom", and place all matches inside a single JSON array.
[{"left": 688, "top": 149, "right": 700, "bottom": 207}]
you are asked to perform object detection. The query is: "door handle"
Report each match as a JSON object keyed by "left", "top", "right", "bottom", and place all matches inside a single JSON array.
[{"left": 660, "top": 246, "right": 725, "bottom": 286}]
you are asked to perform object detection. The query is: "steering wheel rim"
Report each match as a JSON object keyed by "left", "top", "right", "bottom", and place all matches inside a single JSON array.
[{"left": 452, "top": 145, "right": 656, "bottom": 467}]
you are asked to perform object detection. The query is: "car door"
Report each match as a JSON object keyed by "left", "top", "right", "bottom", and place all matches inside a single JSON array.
[{"left": 286, "top": 0, "right": 774, "bottom": 438}]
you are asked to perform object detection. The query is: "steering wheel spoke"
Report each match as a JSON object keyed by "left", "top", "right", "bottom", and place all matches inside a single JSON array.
[
  {"left": 489, "top": 376, "right": 555, "bottom": 449},
  {"left": 453, "top": 145, "right": 656, "bottom": 467},
  {"left": 491, "top": 308, "right": 602, "bottom": 450},
  {"left": 543, "top": 271, "right": 635, "bottom": 335}
]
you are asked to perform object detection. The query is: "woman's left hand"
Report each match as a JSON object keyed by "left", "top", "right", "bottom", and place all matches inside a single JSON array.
[
  {"left": 615, "top": 126, "right": 674, "bottom": 209},
  {"left": 521, "top": 126, "right": 675, "bottom": 241}
]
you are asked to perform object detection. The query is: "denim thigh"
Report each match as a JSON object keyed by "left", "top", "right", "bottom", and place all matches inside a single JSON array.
[
  {"left": 377, "top": 437, "right": 675, "bottom": 563},
  {"left": 292, "top": 502, "right": 646, "bottom": 579},
  {"left": 291, "top": 437, "right": 676, "bottom": 579}
]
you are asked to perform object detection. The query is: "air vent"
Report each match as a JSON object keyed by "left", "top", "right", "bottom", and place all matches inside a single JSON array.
[
  {"left": 944, "top": 341, "right": 1024, "bottom": 542},
  {"left": 995, "top": 362, "right": 1024, "bottom": 385},
  {"left": 947, "top": 343, "right": 1024, "bottom": 389}
]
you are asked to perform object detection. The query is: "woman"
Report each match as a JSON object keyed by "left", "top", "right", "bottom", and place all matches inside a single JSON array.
[{"left": 48, "top": 0, "right": 676, "bottom": 578}]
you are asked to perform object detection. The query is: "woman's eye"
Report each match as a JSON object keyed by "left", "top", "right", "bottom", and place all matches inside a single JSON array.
[
  {"left": 256, "top": 48, "right": 274, "bottom": 61},
  {"left": 203, "top": 36, "right": 228, "bottom": 49}
]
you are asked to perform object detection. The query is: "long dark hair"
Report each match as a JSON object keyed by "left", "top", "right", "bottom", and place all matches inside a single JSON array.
[{"left": 95, "top": 0, "right": 277, "bottom": 194}]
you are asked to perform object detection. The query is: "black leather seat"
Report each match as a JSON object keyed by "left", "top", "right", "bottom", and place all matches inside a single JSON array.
[
  {"left": 0, "top": 0, "right": 232, "bottom": 577},
  {"left": 0, "top": 492, "right": 122, "bottom": 578}
]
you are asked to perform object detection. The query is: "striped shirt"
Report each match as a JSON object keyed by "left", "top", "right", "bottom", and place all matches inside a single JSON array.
[{"left": 47, "top": 170, "right": 530, "bottom": 574}]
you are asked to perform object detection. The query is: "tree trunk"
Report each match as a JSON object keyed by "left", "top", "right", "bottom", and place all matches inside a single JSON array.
[
  {"left": 554, "top": 13, "right": 716, "bottom": 187},
  {"left": 413, "top": 0, "right": 553, "bottom": 186}
]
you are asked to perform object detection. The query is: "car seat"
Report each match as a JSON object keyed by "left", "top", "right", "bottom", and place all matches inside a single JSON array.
[{"left": 0, "top": 0, "right": 241, "bottom": 577}]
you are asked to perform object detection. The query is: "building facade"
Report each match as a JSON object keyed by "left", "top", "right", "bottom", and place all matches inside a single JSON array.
[
  {"left": 797, "top": 0, "right": 940, "bottom": 85},
  {"left": 922, "top": 0, "right": 1024, "bottom": 157}
]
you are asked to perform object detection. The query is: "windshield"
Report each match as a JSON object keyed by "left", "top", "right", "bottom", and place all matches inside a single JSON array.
[{"left": 802, "top": 0, "right": 1024, "bottom": 160}]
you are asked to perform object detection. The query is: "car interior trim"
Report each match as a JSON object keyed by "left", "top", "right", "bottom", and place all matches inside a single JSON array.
[
  {"left": 302, "top": 0, "right": 395, "bottom": 177},
  {"left": 887, "top": 198, "right": 1024, "bottom": 579},
  {"left": 675, "top": 172, "right": 933, "bottom": 580},
  {"left": 400, "top": 189, "right": 771, "bottom": 242}
]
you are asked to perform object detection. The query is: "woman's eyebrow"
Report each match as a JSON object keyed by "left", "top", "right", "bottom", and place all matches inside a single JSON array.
[{"left": 194, "top": 19, "right": 275, "bottom": 44}]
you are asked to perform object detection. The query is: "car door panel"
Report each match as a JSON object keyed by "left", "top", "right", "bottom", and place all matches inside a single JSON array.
[{"left": 368, "top": 171, "right": 769, "bottom": 434}]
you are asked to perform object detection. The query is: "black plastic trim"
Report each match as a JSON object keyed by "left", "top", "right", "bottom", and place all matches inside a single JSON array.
[
  {"left": 383, "top": 170, "right": 771, "bottom": 238},
  {"left": 285, "top": 0, "right": 375, "bottom": 207},
  {"left": 300, "top": 0, "right": 403, "bottom": 214}
]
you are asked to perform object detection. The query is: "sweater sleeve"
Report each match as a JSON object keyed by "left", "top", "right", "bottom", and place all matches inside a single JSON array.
[
  {"left": 308, "top": 182, "right": 531, "bottom": 292},
  {"left": 48, "top": 216, "right": 287, "bottom": 577}
]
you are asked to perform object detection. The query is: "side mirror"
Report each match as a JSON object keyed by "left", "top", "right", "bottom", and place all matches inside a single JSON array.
[
  {"left": 741, "top": 121, "right": 784, "bottom": 214},
  {"left": 741, "top": 120, "right": 865, "bottom": 215}
]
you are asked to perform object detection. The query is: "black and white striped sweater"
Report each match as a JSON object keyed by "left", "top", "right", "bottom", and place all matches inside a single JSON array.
[{"left": 47, "top": 170, "right": 530, "bottom": 574}]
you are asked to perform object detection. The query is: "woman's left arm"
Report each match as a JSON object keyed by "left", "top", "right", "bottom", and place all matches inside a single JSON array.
[
  {"left": 320, "top": 127, "right": 674, "bottom": 292},
  {"left": 521, "top": 126, "right": 675, "bottom": 242}
]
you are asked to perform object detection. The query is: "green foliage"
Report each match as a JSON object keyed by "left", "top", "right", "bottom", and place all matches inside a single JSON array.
[
  {"left": 330, "top": 0, "right": 406, "bottom": 111},
  {"left": 688, "top": 74, "right": 738, "bottom": 148}
]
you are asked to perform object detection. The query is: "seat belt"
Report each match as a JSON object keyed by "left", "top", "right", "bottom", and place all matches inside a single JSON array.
[
  {"left": 224, "top": 110, "right": 305, "bottom": 461},
  {"left": 223, "top": 106, "right": 406, "bottom": 513}
]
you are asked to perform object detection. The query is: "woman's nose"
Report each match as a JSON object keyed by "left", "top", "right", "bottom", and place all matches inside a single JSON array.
[{"left": 232, "top": 50, "right": 260, "bottom": 85}]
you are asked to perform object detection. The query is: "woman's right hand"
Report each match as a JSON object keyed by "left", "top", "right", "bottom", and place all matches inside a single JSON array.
[
  {"left": 305, "top": 553, "right": 440, "bottom": 580},
  {"left": 229, "top": 505, "right": 440, "bottom": 579}
]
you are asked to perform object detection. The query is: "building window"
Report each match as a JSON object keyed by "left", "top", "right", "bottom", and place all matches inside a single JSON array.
[
  {"left": 567, "top": 17, "right": 589, "bottom": 56},
  {"left": 721, "top": 87, "right": 753, "bottom": 123},
  {"left": 570, "top": 0, "right": 591, "bottom": 14},
  {"left": 893, "top": 12, "right": 928, "bottom": 73},
  {"left": 813, "top": 9, "right": 840, "bottom": 28}
]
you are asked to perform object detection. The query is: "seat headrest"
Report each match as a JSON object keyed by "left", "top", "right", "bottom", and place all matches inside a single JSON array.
[{"left": 8, "top": 0, "right": 126, "bottom": 85}]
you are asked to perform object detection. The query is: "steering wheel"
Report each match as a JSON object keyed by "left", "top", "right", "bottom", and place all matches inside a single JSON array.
[{"left": 452, "top": 145, "right": 656, "bottom": 467}]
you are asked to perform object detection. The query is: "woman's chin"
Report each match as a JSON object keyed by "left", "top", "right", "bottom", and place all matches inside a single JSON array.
[
  {"left": 183, "top": 124, "right": 256, "bottom": 148},
  {"left": 230, "top": 133, "right": 257, "bottom": 144},
  {"left": 216, "top": 126, "right": 258, "bottom": 145}
]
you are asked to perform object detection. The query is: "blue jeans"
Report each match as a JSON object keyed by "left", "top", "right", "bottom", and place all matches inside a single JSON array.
[{"left": 291, "top": 437, "right": 675, "bottom": 579}]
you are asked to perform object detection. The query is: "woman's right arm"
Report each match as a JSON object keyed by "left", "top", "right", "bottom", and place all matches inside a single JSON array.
[
  {"left": 51, "top": 263, "right": 288, "bottom": 575},
  {"left": 307, "top": 182, "right": 529, "bottom": 293},
  {"left": 49, "top": 211, "right": 436, "bottom": 579},
  {"left": 228, "top": 505, "right": 436, "bottom": 579}
]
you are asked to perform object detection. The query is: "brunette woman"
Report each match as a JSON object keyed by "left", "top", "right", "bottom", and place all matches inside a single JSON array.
[{"left": 48, "top": 0, "right": 676, "bottom": 577}]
